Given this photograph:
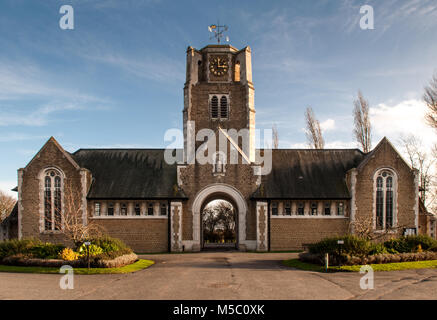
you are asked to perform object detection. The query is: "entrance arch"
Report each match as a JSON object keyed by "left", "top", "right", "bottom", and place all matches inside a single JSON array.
[
  {"left": 192, "top": 184, "right": 247, "bottom": 250},
  {"left": 202, "top": 199, "right": 236, "bottom": 249}
]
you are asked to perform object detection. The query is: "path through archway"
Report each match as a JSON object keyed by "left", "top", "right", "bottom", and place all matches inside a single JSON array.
[{"left": 202, "top": 199, "right": 236, "bottom": 250}]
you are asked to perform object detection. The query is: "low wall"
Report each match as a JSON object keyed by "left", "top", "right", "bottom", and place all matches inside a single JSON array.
[
  {"left": 270, "top": 218, "right": 349, "bottom": 251},
  {"left": 93, "top": 218, "right": 168, "bottom": 253}
]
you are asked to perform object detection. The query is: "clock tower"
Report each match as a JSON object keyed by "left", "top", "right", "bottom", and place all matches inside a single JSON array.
[{"left": 183, "top": 44, "right": 256, "bottom": 164}]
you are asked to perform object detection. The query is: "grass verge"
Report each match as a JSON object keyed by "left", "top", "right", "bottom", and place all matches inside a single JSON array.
[
  {"left": 0, "top": 259, "right": 154, "bottom": 275},
  {"left": 283, "top": 258, "right": 437, "bottom": 272}
]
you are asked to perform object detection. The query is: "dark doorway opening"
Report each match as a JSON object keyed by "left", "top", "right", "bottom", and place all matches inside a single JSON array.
[{"left": 202, "top": 199, "right": 237, "bottom": 251}]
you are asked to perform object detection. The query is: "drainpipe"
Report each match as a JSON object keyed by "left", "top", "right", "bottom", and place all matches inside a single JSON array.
[
  {"left": 267, "top": 200, "right": 271, "bottom": 252},
  {"left": 167, "top": 199, "right": 171, "bottom": 253}
]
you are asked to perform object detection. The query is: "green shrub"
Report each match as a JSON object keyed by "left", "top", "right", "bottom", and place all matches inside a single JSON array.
[
  {"left": 429, "top": 245, "right": 437, "bottom": 252},
  {"left": 308, "top": 235, "right": 371, "bottom": 257},
  {"left": 0, "top": 239, "right": 65, "bottom": 261},
  {"left": 368, "top": 243, "right": 389, "bottom": 255},
  {"left": 0, "top": 239, "right": 41, "bottom": 260},
  {"left": 28, "top": 243, "right": 65, "bottom": 259},
  {"left": 88, "top": 236, "right": 131, "bottom": 253},
  {"left": 384, "top": 235, "right": 437, "bottom": 253},
  {"left": 78, "top": 244, "right": 103, "bottom": 257}
]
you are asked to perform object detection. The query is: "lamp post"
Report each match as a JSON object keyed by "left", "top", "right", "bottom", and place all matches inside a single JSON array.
[
  {"left": 337, "top": 240, "right": 344, "bottom": 267},
  {"left": 84, "top": 241, "right": 91, "bottom": 270}
]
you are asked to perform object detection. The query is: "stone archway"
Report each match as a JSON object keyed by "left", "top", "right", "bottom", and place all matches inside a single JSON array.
[
  {"left": 201, "top": 199, "right": 236, "bottom": 250},
  {"left": 191, "top": 184, "right": 248, "bottom": 251}
]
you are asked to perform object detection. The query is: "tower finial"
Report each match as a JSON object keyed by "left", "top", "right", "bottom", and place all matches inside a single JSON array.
[{"left": 208, "top": 22, "right": 229, "bottom": 44}]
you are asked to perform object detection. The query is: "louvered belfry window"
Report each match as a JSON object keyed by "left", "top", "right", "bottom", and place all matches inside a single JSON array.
[
  {"left": 211, "top": 95, "right": 219, "bottom": 118},
  {"left": 210, "top": 94, "right": 229, "bottom": 120},
  {"left": 220, "top": 96, "right": 228, "bottom": 119}
]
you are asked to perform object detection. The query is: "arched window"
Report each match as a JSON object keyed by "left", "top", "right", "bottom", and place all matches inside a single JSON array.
[
  {"left": 220, "top": 96, "right": 228, "bottom": 119},
  {"left": 211, "top": 96, "right": 219, "bottom": 119},
  {"left": 42, "top": 168, "right": 63, "bottom": 231},
  {"left": 374, "top": 169, "right": 397, "bottom": 230}
]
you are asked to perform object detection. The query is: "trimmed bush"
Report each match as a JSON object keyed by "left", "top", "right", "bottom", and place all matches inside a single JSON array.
[
  {"left": 0, "top": 239, "right": 64, "bottom": 261},
  {"left": 88, "top": 236, "right": 131, "bottom": 253},
  {"left": 308, "top": 235, "right": 371, "bottom": 257},
  {"left": 28, "top": 243, "right": 65, "bottom": 259},
  {"left": 384, "top": 235, "right": 437, "bottom": 253}
]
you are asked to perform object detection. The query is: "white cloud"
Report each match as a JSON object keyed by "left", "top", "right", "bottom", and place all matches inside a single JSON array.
[
  {"left": 0, "top": 102, "right": 90, "bottom": 127},
  {"left": 0, "top": 181, "right": 17, "bottom": 199},
  {"left": 370, "top": 99, "right": 436, "bottom": 150},
  {"left": 79, "top": 52, "right": 185, "bottom": 84},
  {"left": 320, "top": 119, "right": 336, "bottom": 132},
  {"left": 0, "top": 133, "right": 50, "bottom": 142}
]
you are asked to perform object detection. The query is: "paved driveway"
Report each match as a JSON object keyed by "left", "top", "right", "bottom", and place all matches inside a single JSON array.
[{"left": 1, "top": 252, "right": 437, "bottom": 300}]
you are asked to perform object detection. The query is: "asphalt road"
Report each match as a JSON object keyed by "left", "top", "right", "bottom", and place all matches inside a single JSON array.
[{"left": 1, "top": 252, "right": 437, "bottom": 300}]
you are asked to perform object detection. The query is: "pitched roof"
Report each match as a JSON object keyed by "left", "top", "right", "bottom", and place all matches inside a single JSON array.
[
  {"left": 252, "top": 149, "right": 366, "bottom": 199},
  {"left": 71, "top": 149, "right": 186, "bottom": 199}
]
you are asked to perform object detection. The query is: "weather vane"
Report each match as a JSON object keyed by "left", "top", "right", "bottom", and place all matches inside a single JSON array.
[{"left": 208, "top": 22, "right": 229, "bottom": 44}]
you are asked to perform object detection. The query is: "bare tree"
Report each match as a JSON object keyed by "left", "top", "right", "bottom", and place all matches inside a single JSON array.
[
  {"left": 350, "top": 215, "right": 407, "bottom": 240},
  {"left": 353, "top": 90, "right": 372, "bottom": 153},
  {"left": 305, "top": 107, "right": 325, "bottom": 149},
  {"left": 43, "top": 180, "right": 103, "bottom": 247},
  {"left": 272, "top": 124, "right": 279, "bottom": 149},
  {"left": 202, "top": 200, "right": 236, "bottom": 243},
  {"left": 0, "top": 191, "right": 16, "bottom": 222},
  {"left": 424, "top": 72, "right": 437, "bottom": 131},
  {"left": 399, "top": 134, "right": 436, "bottom": 208}
]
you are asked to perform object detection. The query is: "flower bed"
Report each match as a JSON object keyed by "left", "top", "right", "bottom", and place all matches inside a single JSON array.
[
  {"left": 0, "top": 236, "right": 138, "bottom": 268},
  {"left": 300, "top": 234, "right": 437, "bottom": 266}
]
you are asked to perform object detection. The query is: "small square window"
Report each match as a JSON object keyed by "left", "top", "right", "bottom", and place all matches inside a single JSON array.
[
  {"left": 107, "top": 203, "right": 114, "bottom": 216},
  {"left": 94, "top": 203, "right": 101, "bottom": 216},
  {"left": 311, "top": 203, "right": 318, "bottom": 215},
  {"left": 285, "top": 202, "right": 291, "bottom": 215},
  {"left": 298, "top": 203, "right": 304, "bottom": 215},
  {"left": 134, "top": 203, "right": 141, "bottom": 216},
  {"left": 324, "top": 203, "right": 331, "bottom": 215},
  {"left": 271, "top": 202, "right": 278, "bottom": 216},
  {"left": 120, "top": 203, "right": 127, "bottom": 216},
  {"left": 161, "top": 203, "right": 167, "bottom": 216},
  {"left": 148, "top": 203, "right": 154, "bottom": 216},
  {"left": 337, "top": 202, "right": 344, "bottom": 216}
]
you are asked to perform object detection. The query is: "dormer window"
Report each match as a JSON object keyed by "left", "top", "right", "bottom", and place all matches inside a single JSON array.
[{"left": 210, "top": 94, "right": 229, "bottom": 120}]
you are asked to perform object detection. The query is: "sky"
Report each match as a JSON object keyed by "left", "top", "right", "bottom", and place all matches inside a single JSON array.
[{"left": 0, "top": 0, "right": 437, "bottom": 197}]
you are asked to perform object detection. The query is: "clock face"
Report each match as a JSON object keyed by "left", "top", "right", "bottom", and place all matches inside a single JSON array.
[{"left": 209, "top": 56, "right": 229, "bottom": 76}]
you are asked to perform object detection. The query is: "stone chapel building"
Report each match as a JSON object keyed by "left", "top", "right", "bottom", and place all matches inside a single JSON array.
[{"left": 10, "top": 44, "right": 425, "bottom": 252}]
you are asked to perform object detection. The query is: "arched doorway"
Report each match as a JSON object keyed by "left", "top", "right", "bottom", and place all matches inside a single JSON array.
[
  {"left": 202, "top": 199, "right": 236, "bottom": 250},
  {"left": 191, "top": 184, "right": 248, "bottom": 251}
]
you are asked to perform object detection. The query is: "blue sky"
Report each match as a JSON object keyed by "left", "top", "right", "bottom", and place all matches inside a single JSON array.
[{"left": 1, "top": 0, "right": 437, "bottom": 196}]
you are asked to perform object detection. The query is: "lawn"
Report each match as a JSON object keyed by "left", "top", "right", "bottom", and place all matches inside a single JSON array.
[
  {"left": 283, "top": 258, "right": 437, "bottom": 272},
  {"left": 0, "top": 259, "right": 154, "bottom": 275}
]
